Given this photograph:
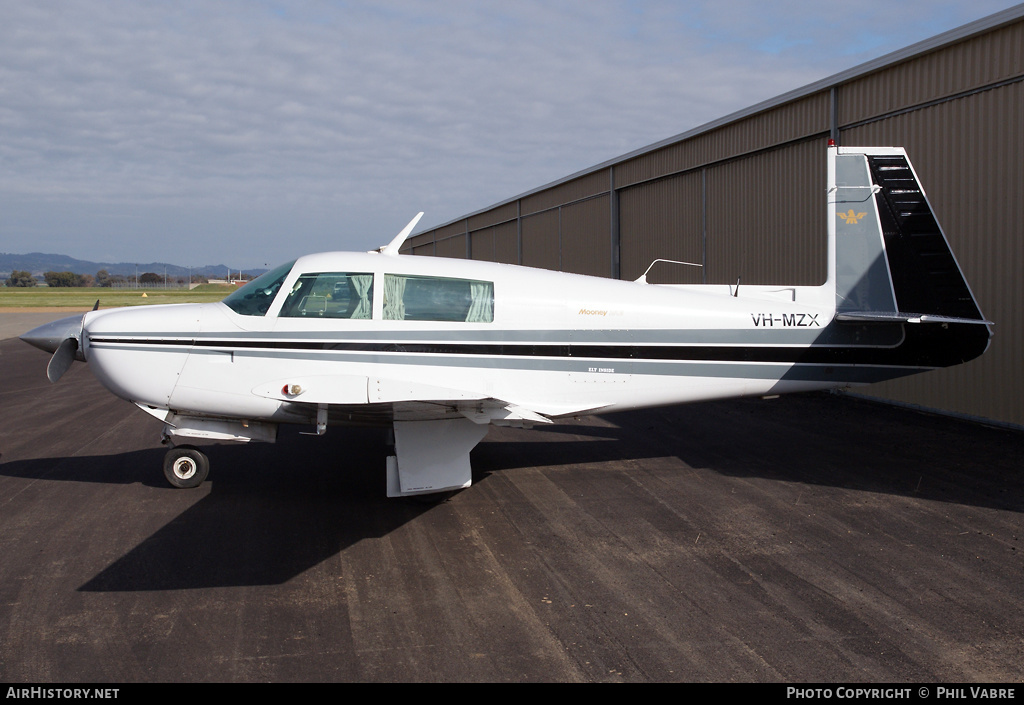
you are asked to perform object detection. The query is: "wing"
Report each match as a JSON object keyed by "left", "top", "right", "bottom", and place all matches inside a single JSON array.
[
  {"left": 251, "top": 373, "right": 608, "bottom": 425},
  {"left": 249, "top": 373, "right": 610, "bottom": 497}
]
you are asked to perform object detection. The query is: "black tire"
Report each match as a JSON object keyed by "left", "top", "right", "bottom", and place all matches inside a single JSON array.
[{"left": 163, "top": 446, "right": 210, "bottom": 489}]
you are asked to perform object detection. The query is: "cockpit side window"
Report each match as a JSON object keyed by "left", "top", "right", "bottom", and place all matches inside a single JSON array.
[
  {"left": 222, "top": 260, "right": 295, "bottom": 316},
  {"left": 280, "top": 272, "right": 374, "bottom": 319}
]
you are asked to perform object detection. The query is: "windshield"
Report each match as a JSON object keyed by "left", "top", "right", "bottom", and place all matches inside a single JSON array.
[{"left": 221, "top": 260, "right": 295, "bottom": 316}]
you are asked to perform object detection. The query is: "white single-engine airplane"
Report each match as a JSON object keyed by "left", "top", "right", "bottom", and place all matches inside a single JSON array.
[{"left": 23, "top": 146, "right": 992, "bottom": 496}]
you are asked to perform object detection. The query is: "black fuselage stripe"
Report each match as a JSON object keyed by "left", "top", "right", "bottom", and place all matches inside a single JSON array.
[{"left": 86, "top": 331, "right": 971, "bottom": 367}]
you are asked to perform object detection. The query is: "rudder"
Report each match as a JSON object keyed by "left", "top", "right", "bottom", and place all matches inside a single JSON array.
[{"left": 829, "top": 146, "right": 990, "bottom": 327}]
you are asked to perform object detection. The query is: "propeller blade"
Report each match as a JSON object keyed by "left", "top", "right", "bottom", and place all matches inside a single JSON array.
[{"left": 47, "top": 337, "right": 79, "bottom": 383}]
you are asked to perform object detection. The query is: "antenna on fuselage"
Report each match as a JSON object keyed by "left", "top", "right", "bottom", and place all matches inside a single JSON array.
[
  {"left": 634, "top": 258, "right": 702, "bottom": 284},
  {"left": 378, "top": 212, "right": 425, "bottom": 256}
]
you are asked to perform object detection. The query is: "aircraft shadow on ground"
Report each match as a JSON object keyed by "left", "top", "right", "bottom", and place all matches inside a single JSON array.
[
  {"left": 472, "top": 394, "right": 1024, "bottom": 515},
  {"left": 80, "top": 438, "right": 403, "bottom": 592},
  {"left": 1, "top": 395, "right": 1020, "bottom": 592},
  {"left": 1, "top": 426, "right": 432, "bottom": 592}
]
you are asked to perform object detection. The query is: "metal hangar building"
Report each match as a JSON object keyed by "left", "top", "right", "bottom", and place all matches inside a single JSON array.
[{"left": 403, "top": 6, "right": 1024, "bottom": 429}]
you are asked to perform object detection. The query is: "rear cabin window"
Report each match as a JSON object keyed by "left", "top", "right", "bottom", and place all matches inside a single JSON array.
[
  {"left": 280, "top": 272, "right": 374, "bottom": 319},
  {"left": 383, "top": 274, "right": 493, "bottom": 322}
]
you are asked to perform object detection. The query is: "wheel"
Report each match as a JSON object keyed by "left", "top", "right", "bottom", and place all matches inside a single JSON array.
[{"left": 163, "top": 446, "right": 210, "bottom": 489}]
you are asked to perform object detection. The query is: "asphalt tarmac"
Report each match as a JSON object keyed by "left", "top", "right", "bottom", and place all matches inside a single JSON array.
[{"left": 1, "top": 317, "right": 1022, "bottom": 682}]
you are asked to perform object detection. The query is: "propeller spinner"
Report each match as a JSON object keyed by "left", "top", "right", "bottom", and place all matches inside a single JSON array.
[{"left": 19, "top": 302, "right": 97, "bottom": 383}]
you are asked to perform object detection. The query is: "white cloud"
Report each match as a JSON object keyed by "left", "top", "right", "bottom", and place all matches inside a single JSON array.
[{"left": 0, "top": 0, "right": 1018, "bottom": 267}]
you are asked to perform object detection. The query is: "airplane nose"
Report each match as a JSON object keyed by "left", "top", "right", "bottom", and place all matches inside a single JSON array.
[{"left": 20, "top": 313, "right": 87, "bottom": 354}]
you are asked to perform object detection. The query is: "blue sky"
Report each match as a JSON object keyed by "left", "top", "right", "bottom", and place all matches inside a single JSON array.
[{"left": 1, "top": 1, "right": 1019, "bottom": 269}]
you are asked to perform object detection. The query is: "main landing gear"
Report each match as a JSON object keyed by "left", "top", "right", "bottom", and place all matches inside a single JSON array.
[
  {"left": 153, "top": 414, "right": 277, "bottom": 489},
  {"left": 163, "top": 445, "right": 210, "bottom": 489}
]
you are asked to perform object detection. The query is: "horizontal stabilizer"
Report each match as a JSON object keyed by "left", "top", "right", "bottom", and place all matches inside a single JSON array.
[{"left": 836, "top": 311, "right": 993, "bottom": 325}]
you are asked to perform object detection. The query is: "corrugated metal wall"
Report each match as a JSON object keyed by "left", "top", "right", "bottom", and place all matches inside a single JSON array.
[
  {"left": 704, "top": 140, "right": 827, "bottom": 287},
  {"left": 618, "top": 171, "right": 703, "bottom": 284},
  {"left": 520, "top": 209, "right": 560, "bottom": 270},
  {"left": 840, "top": 78, "right": 1023, "bottom": 424},
  {"left": 559, "top": 195, "right": 611, "bottom": 277},
  {"left": 403, "top": 9, "right": 1024, "bottom": 427}
]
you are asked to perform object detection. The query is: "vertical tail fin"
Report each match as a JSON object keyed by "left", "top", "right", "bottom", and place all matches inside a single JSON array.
[{"left": 827, "top": 146, "right": 990, "bottom": 326}]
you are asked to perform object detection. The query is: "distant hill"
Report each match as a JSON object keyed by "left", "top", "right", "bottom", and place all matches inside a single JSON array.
[{"left": 0, "top": 253, "right": 266, "bottom": 281}]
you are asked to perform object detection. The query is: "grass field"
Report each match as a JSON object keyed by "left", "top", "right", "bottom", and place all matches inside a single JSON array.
[{"left": 0, "top": 284, "right": 237, "bottom": 309}]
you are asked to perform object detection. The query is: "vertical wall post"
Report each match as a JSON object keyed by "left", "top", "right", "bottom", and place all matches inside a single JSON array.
[
  {"left": 610, "top": 166, "right": 620, "bottom": 279},
  {"left": 830, "top": 86, "right": 840, "bottom": 146},
  {"left": 557, "top": 206, "right": 563, "bottom": 271},
  {"left": 516, "top": 200, "right": 523, "bottom": 266},
  {"left": 701, "top": 167, "right": 708, "bottom": 284}
]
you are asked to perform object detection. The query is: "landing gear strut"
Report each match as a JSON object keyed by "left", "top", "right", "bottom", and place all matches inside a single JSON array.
[{"left": 163, "top": 445, "right": 210, "bottom": 489}]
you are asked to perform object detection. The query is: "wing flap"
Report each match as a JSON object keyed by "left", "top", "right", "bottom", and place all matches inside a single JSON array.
[
  {"left": 457, "top": 401, "right": 552, "bottom": 426},
  {"left": 386, "top": 417, "right": 487, "bottom": 497}
]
